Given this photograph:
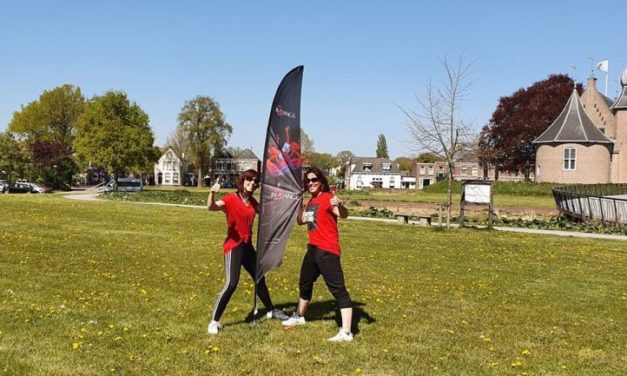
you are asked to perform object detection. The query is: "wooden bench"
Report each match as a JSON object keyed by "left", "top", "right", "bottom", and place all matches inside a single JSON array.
[{"left": 396, "top": 213, "right": 432, "bottom": 226}]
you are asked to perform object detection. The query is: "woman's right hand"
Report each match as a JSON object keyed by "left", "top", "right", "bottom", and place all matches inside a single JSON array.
[{"left": 210, "top": 177, "right": 221, "bottom": 193}]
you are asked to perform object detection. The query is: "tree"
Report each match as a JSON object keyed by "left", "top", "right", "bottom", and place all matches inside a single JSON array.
[
  {"left": 300, "top": 128, "right": 315, "bottom": 166},
  {"left": 394, "top": 156, "right": 414, "bottom": 171},
  {"left": 334, "top": 150, "right": 354, "bottom": 183},
  {"left": 400, "top": 53, "right": 474, "bottom": 228},
  {"left": 309, "top": 152, "right": 339, "bottom": 176},
  {"left": 0, "top": 131, "right": 29, "bottom": 181},
  {"left": 165, "top": 124, "right": 191, "bottom": 160},
  {"left": 376, "top": 134, "right": 389, "bottom": 158},
  {"left": 226, "top": 146, "right": 244, "bottom": 158},
  {"left": 416, "top": 152, "right": 439, "bottom": 163},
  {"left": 75, "top": 91, "right": 160, "bottom": 180},
  {"left": 177, "top": 96, "right": 232, "bottom": 187},
  {"left": 8, "top": 84, "right": 85, "bottom": 188},
  {"left": 479, "top": 74, "right": 581, "bottom": 180}
]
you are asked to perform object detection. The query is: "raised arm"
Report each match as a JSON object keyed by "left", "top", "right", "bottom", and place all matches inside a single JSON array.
[{"left": 207, "top": 178, "right": 226, "bottom": 211}]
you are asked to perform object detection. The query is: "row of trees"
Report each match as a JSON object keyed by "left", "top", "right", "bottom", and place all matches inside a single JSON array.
[
  {"left": 1, "top": 85, "right": 161, "bottom": 189},
  {"left": 0, "top": 85, "right": 241, "bottom": 189}
]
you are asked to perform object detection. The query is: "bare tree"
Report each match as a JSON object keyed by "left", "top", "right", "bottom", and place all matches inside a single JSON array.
[
  {"left": 166, "top": 124, "right": 191, "bottom": 160},
  {"left": 400, "top": 53, "right": 474, "bottom": 228}
]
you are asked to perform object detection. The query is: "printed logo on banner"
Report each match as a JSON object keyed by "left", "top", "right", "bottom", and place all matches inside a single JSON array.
[
  {"left": 270, "top": 191, "right": 300, "bottom": 200},
  {"left": 275, "top": 105, "right": 296, "bottom": 118}
]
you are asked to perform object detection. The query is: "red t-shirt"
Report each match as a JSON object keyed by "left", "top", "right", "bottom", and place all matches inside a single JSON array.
[
  {"left": 222, "top": 193, "right": 258, "bottom": 254},
  {"left": 305, "top": 192, "right": 341, "bottom": 255}
]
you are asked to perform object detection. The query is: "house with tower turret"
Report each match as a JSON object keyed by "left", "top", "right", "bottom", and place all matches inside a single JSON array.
[{"left": 533, "top": 68, "right": 627, "bottom": 184}]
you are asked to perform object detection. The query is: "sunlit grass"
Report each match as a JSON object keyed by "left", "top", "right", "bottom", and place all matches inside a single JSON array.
[{"left": 0, "top": 195, "right": 625, "bottom": 375}]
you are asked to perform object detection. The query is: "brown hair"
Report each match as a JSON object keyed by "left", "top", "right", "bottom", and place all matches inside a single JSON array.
[
  {"left": 236, "top": 169, "right": 259, "bottom": 195},
  {"left": 302, "top": 166, "right": 330, "bottom": 193}
]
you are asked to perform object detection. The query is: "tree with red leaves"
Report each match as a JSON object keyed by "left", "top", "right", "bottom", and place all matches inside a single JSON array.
[{"left": 479, "top": 74, "right": 582, "bottom": 180}]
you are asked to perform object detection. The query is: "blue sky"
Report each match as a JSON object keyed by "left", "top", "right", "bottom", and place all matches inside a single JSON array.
[{"left": 1, "top": 1, "right": 625, "bottom": 159}]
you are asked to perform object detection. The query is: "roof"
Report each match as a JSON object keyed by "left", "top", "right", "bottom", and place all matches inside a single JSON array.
[
  {"left": 350, "top": 157, "right": 401, "bottom": 173},
  {"left": 534, "top": 89, "right": 613, "bottom": 144},
  {"left": 610, "top": 72, "right": 627, "bottom": 110},
  {"left": 236, "top": 148, "right": 260, "bottom": 160}
]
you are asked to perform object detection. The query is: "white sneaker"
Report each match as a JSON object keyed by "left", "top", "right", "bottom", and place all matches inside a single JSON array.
[
  {"left": 266, "top": 308, "right": 289, "bottom": 320},
  {"left": 281, "top": 313, "right": 306, "bottom": 327},
  {"left": 328, "top": 329, "right": 353, "bottom": 342},
  {"left": 207, "top": 320, "right": 222, "bottom": 335}
]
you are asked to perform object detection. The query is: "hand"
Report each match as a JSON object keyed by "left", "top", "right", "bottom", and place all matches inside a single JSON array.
[
  {"left": 210, "top": 177, "right": 221, "bottom": 193},
  {"left": 330, "top": 195, "right": 342, "bottom": 207}
]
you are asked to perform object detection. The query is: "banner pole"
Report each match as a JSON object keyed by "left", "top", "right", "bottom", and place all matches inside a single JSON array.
[{"left": 605, "top": 71, "right": 608, "bottom": 97}]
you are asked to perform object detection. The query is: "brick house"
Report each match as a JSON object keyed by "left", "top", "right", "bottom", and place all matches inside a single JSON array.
[
  {"left": 210, "top": 148, "right": 261, "bottom": 187},
  {"left": 412, "top": 160, "right": 525, "bottom": 189},
  {"left": 533, "top": 70, "right": 627, "bottom": 184}
]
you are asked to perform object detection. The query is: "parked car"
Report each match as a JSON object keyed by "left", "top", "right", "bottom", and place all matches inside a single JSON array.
[
  {"left": 8, "top": 182, "right": 33, "bottom": 194},
  {"left": 117, "top": 178, "right": 143, "bottom": 192},
  {"left": 0, "top": 180, "right": 8, "bottom": 194},
  {"left": 29, "top": 183, "right": 52, "bottom": 193}
]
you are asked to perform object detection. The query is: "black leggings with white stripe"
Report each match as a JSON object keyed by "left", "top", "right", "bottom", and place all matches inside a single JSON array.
[
  {"left": 299, "top": 244, "right": 352, "bottom": 309},
  {"left": 211, "top": 243, "right": 274, "bottom": 321}
]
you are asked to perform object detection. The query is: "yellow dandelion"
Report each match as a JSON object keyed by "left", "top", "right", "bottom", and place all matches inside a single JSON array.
[{"left": 72, "top": 342, "right": 80, "bottom": 350}]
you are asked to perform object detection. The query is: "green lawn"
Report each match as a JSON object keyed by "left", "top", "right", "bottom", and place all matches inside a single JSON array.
[{"left": 1, "top": 195, "right": 625, "bottom": 375}]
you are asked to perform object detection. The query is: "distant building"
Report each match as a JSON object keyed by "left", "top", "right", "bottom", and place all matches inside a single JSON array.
[
  {"left": 154, "top": 147, "right": 260, "bottom": 187},
  {"left": 345, "top": 157, "right": 412, "bottom": 190},
  {"left": 412, "top": 160, "right": 524, "bottom": 189},
  {"left": 534, "top": 69, "right": 627, "bottom": 184},
  {"left": 210, "top": 148, "right": 261, "bottom": 187},
  {"left": 154, "top": 147, "right": 187, "bottom": 186}
]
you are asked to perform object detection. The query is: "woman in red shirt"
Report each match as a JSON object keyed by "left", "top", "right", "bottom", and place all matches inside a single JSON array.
[
  {"left": 282, "top": 167, "right": 354, "bottom": 342},
  {"left": 206, "top": 169, "right": 288, "bottom": 334}
]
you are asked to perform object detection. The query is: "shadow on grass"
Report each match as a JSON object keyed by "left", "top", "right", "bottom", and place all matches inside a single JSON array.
[{"left": 241, "top": 301, "right": 375, "bottom": 335}]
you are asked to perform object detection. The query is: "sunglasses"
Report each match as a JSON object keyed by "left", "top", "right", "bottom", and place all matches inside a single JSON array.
[
  {"left": 245, "top": 177, "right": 259, "bottom": 185},
  {"left": 306, "top": 177, "right": 320, "bottom": 184}
]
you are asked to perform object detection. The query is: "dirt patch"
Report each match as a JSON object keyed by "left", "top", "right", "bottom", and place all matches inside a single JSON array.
[{"left": 352, "top": 200, "right": 558, "bottom": 219}]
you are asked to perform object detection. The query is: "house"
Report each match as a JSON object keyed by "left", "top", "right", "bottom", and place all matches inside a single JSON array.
[
  {"left": 154, "top": 147, "right": 187, "bottom": 186},
  {"left": 412, "top": 160, "right": 524, "bottom": 189},
  {"left": 533, "top": 69, "right": 627, "bottom": 184},
  {"left": 154, "top": 147, "right": 261, "bottom": 187},
  {"left": 344, "top": 157, "right": 409, "bottom": 190},
  {"left": 210, "top": 148, "right": 261, "bottom": 186}
]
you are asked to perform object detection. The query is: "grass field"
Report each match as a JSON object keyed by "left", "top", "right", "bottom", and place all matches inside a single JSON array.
[{"left": 1, "top": 195, "right": 625, "bottom": 375}]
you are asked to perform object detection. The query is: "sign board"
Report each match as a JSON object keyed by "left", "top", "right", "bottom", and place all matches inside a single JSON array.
[{"left": 463, "top": 183, "right": 491, "bottom": 204}]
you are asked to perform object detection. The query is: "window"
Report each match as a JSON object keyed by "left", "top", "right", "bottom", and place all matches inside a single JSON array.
[
  {"left": 382, "top": 163, "right": 391, "bottom": 172},
  {"left": 563, "top": 148, "right": 576, "bottom": 170},
  {"left": 362, "top": 163, "right": 372, "bottom": 171},
  {"left": 420, "top": 166, "right": 426, "bottom": 174},
  {"left": 472, "top": 166, "right": 478, "bottom": 176},
  {"left": 428, "top": 166, "right": 434, "bottom": 175},
  {"left": 461, "top": 165, "right": 467, "bottom": 175}
]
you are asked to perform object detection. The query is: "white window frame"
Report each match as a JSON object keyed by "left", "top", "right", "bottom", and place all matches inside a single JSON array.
[{"left": 563, "top": 147, "right": 576, "bottom": 171}]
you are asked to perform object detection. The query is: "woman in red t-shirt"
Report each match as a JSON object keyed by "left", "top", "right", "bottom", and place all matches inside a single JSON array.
[
  {"left": 206, "top": 169, "right": 288, "bottom": 334},
  {"left": 281, "top": 167, "right": 354, "bottom": 342}
]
